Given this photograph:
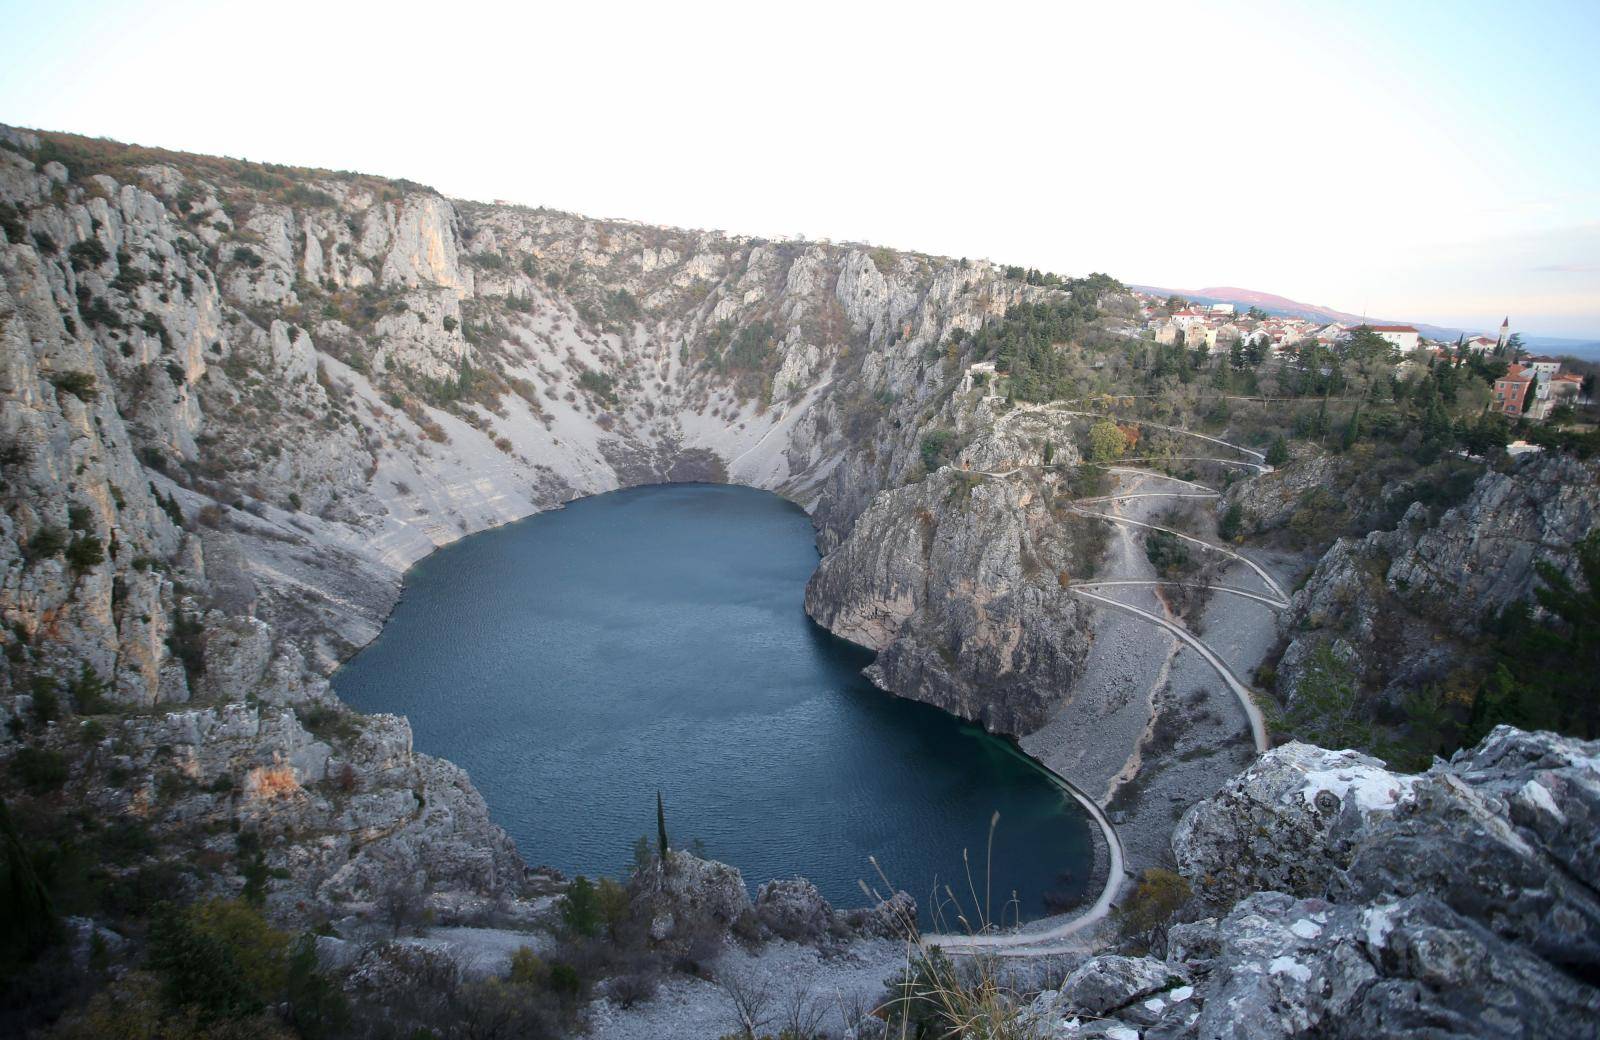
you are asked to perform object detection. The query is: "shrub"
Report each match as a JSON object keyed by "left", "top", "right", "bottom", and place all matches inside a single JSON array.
[
  {"left": 577, "top": 369, "right": 617, "bottom": 404},
  {"left": 11, "top": 747, "right": 69, "bottom": 794},
  {"left": 146, "top": 898, "right": 289, "bottom": 1022},
  {"left": 26, "top": 525, "right": 68, "bottom": 561},
  {"left": 231, "top": 246, "right": 263, "bottom": 268},
  {"left": 1144, "top": 529, "right": 1190, "bottom": 577},
  {"left": 67, "top": 238, "right": 109, "bottom": 271},
  {"left": 1116, "top": 867, "right": 1191, "bottom": 940},
  {"left": 919, "top": 429, "right": 954, "bottom": 471},
  {"left": 297, "top": 704, "right": 358, "bottom": 745},
  {"left": 50, "top": 371, "right": 98, "bottom": 402},
  {"left": 559, "top": 876, "right": 601, "bottom": 938},
  {"left": 1217, "top": 502, "right": 1244, "bottom": 541},
  {"left": 28, "top": 675, "right": 60, "bottom": 725},
  {"left": 69, "top": 663, "right": 110, "bottom": 714},
  {"left": 65, "top": 534, "right": 105, "bottom": 572}
]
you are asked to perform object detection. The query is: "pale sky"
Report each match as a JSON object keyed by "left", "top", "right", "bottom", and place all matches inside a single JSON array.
[{"left": 2, "top": 0, "right": 1597, "bottom": 338}]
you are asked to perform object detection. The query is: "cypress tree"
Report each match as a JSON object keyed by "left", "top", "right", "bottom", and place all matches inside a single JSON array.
[{"left": 656, "top": 791, "right": 669, "bottom": 863}]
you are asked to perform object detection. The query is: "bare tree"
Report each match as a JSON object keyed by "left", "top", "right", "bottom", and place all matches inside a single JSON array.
[
  {"left": 780, "top": 984, "right": 829, "bottom": 1040},
  {"left": 719, "top": 966, "right": 775, "bottom": 1040},
  {"left": 379, "top": 873, "right": 426, "bottom": 938},
  {"left": 835, "top": 986, "right": 876, "bottom": 1039}
]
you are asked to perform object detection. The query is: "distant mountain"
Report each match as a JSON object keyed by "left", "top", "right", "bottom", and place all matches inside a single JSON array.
[
  {"left": 1131, "top": 283, "right": 1429, "bottom": 331},
  {"left": 1129, "top": 283, "right": 1600, "bottom": 359}
]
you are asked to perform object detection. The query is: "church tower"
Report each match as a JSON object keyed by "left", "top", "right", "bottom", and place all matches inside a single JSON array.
[{"left": 1497, "top": 316, "right": 1510, "bottom": 350}]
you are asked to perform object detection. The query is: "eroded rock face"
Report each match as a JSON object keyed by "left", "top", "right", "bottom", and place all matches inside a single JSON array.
[
  {"left": 637, "top": 850, "right": 752, "bottom": 947},
  {"left": 806, "top": 467, "right": 1091, "bottom": 734},
  {"left": 1040, "top": 728, "right": 1600, "bottom": 1040},
  {"left": 1276, "top": 452, "right": 1600, "bottom": 707},
  {"left": 1172, "top": 742, "right": 1418, "bottom": 908}
]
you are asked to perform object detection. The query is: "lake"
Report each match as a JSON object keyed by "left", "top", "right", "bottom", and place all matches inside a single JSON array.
[{"left": 334, "top": 483, "right": 1091, "bottom": 920}]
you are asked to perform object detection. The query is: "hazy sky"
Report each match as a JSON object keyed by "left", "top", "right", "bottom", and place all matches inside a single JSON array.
[{"left": 2, "top": 0, "right": 1596, "bottom": 338}]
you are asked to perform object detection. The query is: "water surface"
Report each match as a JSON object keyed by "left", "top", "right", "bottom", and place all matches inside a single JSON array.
[{"left": 336, "top": 483, "right": 1090, "bottom": 919}]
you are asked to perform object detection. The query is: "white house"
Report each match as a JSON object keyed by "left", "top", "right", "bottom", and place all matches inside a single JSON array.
[
  {"left": 1368, "top": 325, "right": 1420, "bottom": 353},
  {"left": 1208, "top": 302, "right": 1235, "bottom": 315},
  {"left": 1524, "top": 355, "right": 1562, "bottom": 385}
]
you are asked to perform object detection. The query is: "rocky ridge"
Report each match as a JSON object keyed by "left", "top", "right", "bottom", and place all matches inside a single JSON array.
[
  {"left": 1024, "top": 726, "right": 1600, "bottom": 1038},
  {"left": 1275, "top": 450, "right": 1600, "bottom": 708}
]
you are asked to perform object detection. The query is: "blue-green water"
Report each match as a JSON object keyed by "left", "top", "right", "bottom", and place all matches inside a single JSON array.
[{"left": 335, "top": 483, "right": 1090, "bottom": 919}]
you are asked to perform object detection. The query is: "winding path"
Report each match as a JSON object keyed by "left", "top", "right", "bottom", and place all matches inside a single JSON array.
[
  {"left": 920, "top": 761, "right": 1125, "bottom": 955},
  {"left": 1068, "top": 509, "right": 1289, "bottom": 605},
  {"left": 928, "top": 426, "right": 1294, "bottom": 955},
  {"left": 1072, "top": 492, "right": 1219, "bottom": 506},
  {"left": 1069, "top": 579, "right": 1286, "bottom": 610},
  {"left": 1070, "top": 591, "right": 1270, "bottom": 754},
  {"left": 1001, "top": 405, "right": 1266, "bottom": 462}
]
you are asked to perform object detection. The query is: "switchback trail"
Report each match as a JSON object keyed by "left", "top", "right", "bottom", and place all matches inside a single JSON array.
[{"left": 1069, "top": 509, "right": 1289, "bottom": 605}]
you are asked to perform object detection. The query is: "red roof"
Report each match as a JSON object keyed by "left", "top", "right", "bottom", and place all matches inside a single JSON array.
[{"left": 1368, "top": 325, "right": 1418, "bottom": 333}]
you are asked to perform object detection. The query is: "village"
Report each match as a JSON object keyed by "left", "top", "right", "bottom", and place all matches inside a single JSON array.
[{"left": 1130, "top": 292, "right": 1589, "bottom": 422}]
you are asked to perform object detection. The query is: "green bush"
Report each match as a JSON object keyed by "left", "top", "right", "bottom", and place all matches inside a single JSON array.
[
  {"left": 65, "top": 534, "right": 106, "bottom": 572},
  {"left": 146, "top": 898, "right": 288, "bottom": 1022},
  {"left": 11, "top": 748, "right": 69, "bottom": 794},
  {"left": 559, "top": 876, "right": 600, "bottom": 937},
  {"left": 1144, "top": 529, "right": 1190, "bottom": 577},
  {"left": 68, "top": 238, "right": 109, "bottom": 271},
  {"left": 50, "top": 371, "right": 98, "bottom": 402},
  {"left": 26, "top": 525, "right": 68, "bottom": 561},
  {"left": 919, "top": 429, "right": 954, "bottom": 471}
]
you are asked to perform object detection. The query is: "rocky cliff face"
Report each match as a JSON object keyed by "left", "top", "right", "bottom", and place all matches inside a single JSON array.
[
  {"left": 1025, "top": 727, "right": 1600, "bottom": 1038},
  {"left": 0, "top": 125, "right": 1106, "bottom": 925},
  {"left": 805, "top": 406, "right": 1098, "bottom": 733},
  {"left": 1274, "top": 451, "right": 1600, "bottom": 708}
]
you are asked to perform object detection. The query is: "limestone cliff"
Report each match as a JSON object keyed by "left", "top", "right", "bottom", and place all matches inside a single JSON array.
[
  {"left": 0, "top": 124, "right": 1097, "bottom": 923},
  {"left": 1274, "top": 451, "right": 1600, "bottom": 708}
]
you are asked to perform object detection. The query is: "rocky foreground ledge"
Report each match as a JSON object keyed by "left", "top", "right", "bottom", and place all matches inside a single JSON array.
[{"left": 1019, "top": 726, "right": 1600, "bottom": 1039}]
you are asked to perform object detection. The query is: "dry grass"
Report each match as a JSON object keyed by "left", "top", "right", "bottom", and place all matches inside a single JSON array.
[{"left": 863, "top": 814, "right": 1045, "bottom": 1039}]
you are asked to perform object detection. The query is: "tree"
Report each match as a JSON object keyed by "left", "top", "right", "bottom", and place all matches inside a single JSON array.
[
  {"left": 1042, "top": 439, "right": 1054, "bottom": 466},
  {"left": 284, "top": 933, "right": 350, "bottom": 1039},
  {"left": 560, "top": 876, "right": 601, "bottom": 938},
  {"left": 1217, "top": 503, "right": 1244, "bottom": 542},
  {"left": 1342, "top": 326, "right": 1396, "bottom": 374},
  {"left": 1339, "top": 403, "right": 1363, "bottom": 451},
  {"left": 1246, "top": 305, "right": 1269, "bottom": 321},
  {"left": 596, "top": 877, "right": 630, "bottom": 941},
  {"left": 1266, "top": 435, "right": 1289, "bottom": 467},
  {"left": 656, "top": 790, "right": 669, "bottom": 862},
  {"left": 146, "top": 899, "right": 289, "bottom": 1022},
  {"left": 0, "top": 799, "right": 59, "bottom": 973},
  {"left": 719, "top": 966, "right": 775, "bottom": 1040},
  {"left": 1086, "top": 420, "right": 1125, "bottom": 463}
]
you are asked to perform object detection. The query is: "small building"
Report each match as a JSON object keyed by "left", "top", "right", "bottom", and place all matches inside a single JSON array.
[
  {"left": 1368, "top": 324, "right": 1420, "bottom": 353},
  {"left": 1524, "top": 355, "right": 1562, "bottom": 384},
  {"left": 960, "top": 360, "right": 997, "bottom": 394},
  {"left": 1491, "top": 364, "right": 1536, "bottom": 418},
  {"left": 1208, "top": 302, "right": 1235, "bottom": 315}
]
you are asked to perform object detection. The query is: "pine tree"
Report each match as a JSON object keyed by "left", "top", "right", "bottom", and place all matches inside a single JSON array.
[
  {"left": 1266, "top": 436, "right": 1289, "bottom": 467},
  {"left": 656, "top": 790, "right": 669, "bottom": 863}
]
